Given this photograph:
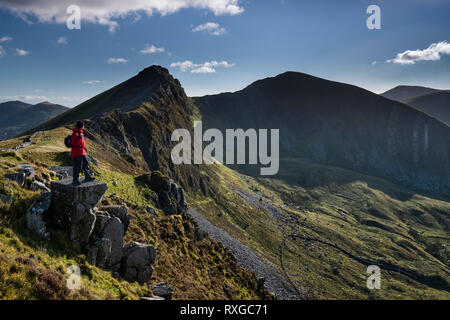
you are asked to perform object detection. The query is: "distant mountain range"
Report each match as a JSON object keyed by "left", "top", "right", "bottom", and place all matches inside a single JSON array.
[
  {"left": 195, "top": 72, "right": 450, "bottom": 195},
  {"left": 381, "top": 86, "right": 450, "bottom": 126},
  {"left": 10, "top": 68, "right": 450, "bottom": 195},
  {"left": 0, "top": 101, "right": 68, "bottom": 140},
  {"left": 2, "top": 66, "right": 450, "bottom": 299}
]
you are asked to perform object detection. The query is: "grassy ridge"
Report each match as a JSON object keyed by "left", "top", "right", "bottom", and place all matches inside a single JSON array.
[{"left": 0, "top": 130, "right": 267, "bottom": 300}]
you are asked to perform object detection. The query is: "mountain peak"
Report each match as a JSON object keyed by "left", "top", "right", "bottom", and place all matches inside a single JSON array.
[
  {"left": 34, "top": 101, "right": 55, "bottom": 106},
  {"left": 29, "top": 65, "right": 188, "bottom": 133},
  {"left": 137, "top": 65, "right": 170, "bottom": 78}
]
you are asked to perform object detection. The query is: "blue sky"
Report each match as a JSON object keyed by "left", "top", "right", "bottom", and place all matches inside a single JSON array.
[{"left": 0, "top": 0, "right": 449, "bottom": 107}]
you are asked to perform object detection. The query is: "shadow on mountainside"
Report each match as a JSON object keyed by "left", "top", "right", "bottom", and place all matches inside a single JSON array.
[{"left": 228, "top": 158, "right": 450, "bottom": 204}]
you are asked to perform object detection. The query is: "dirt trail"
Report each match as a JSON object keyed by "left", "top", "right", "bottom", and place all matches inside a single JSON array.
[{"left": 0, "top": 131, "right": 40, "bottom": 152}]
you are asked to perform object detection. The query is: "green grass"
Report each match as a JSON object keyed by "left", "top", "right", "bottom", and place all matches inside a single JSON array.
[{"left": 190, "top": 159, "right": 450, "bottom": 299}]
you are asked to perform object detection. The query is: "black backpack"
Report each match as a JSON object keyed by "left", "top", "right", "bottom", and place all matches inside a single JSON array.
[{"left": 64, "top": 135, "right": 72, "bottom": 148}]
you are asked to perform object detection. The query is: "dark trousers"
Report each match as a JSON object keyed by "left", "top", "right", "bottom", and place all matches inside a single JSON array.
[{"left": 73, "top": 155, "right": 91, "bottom": 182}]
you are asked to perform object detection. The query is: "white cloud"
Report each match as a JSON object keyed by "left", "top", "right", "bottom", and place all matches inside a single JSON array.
[
  {"left": 15, "top": 48, "right": 29, "bottom": 56},
  {"left": 107, "top": 57, "right": 127, "bottom": 64},
  {"left": 387, "top": 41, "right": 450, "bottom": 65},
  {"left": 0, "top": 45, "right": 5, "bottom": 57},
  {"left": 57, "top": 36, "right": 68, "bottom": 44},
  {"left": 140, "top": 44, "right": 164, "bottom": 54},
  {"left": 0, "top": 0, "right": 243, "bottom": 32},
  {"left": 171, "top": 60, "right": 235, "bottom": 74},
  {"left": 0, "top": 36, "right": 13, "bottom": 43},
  {"left": 192, "top": 22, "right": 226, "bottom": 36},
  {"left": 82, "top": 80, "right": 101, "bottom": 85}
]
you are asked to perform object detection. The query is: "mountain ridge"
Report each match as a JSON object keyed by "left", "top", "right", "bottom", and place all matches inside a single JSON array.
[
  {"left": 0, "top": 100, "right": 68, "bottom": 140},
  {"left": 194, "top": 71, "right": 450, "bottom": 196}
]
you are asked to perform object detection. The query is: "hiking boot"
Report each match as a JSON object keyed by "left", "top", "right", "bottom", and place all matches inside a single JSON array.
[
  {"left": 72, "top": 180, "right": 81, "bottom": 186},
  {"left": 83, "top": 176, "right": 96, "bottom": 183}
]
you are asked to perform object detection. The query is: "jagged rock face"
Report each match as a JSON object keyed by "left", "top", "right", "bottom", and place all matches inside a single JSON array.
[
  {"left": 139, "top": 171, "right": 188, "bottom": 215},
  {"left": 195, "top": 71, "right": 450, "bottom": 196},
  {"left": 121, "top": 242, "right": 157, "bottom": 285}
]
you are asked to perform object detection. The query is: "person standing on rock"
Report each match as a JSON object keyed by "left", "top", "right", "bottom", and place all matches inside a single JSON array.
[{"left": 71, "top": 121, "right": 95, "bottom": 186}]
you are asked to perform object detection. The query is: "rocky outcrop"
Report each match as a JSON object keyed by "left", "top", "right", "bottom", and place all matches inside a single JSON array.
[
  {"left": 139, "top": 171, "right": 188, "bottom": 215},
  {"left": 30, "top": 180, "right": 51, "bottom": 193},
  {"left": 99, "top": 205, "right": 131, "bottom": 233},
  {"left": 48, "top": 166, "right": 73, "bottom": 180},
  {"left": 50, "top": 179, "right": 107, "bottom": 248},
  {"left": 4, "top": 172, "right": 25, "bottom": 187},
  {"left": 48, "top": 179, "right": 157, "bottom": 283}
]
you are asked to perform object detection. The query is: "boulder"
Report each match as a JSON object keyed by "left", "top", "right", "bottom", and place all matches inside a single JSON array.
[
  {"left": 4, "top": 172, "right": 25, "bottom": 187},
  {"left": 50, "top": 179, "right": 107, "bottom": 248},
  {"left": 20, "top": 164, "right": 36, "bottom": 179},
  {"left": 31, "top": 180, "right": 51, "bottom": 193},
  {"left": 100, "top": 205, "right": 130, "bottom": 233},
  {"left": 26, "top": 191, "right": 51, "bottom": 240},
  {"left": 86, "top": 238, "right": 112, "bottom": 269},
  {"left": 120, "top": 242, "right": 157, "bottom": 284},
  {"left": 48, "top": 166, "right": 73, "bottom": 180},
  {"left": 0, "top": 193, "right": 12, "bottom": 205},
  {"left": 149, "top": 282, "right": 174, "bottom": 300},
  {"left": 98, "top": 217, "right": 124, "bottom": 271}
]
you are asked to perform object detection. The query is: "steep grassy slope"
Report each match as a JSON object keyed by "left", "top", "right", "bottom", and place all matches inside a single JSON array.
[
  {"left": 0, "top": 101, "right": 68, "bottom": 140},
  {"left": 190, "top": 160, "right": 450, "bottom": 299},
  {"left": 0, "top": 129, "right": 267, "bottom": 300}
]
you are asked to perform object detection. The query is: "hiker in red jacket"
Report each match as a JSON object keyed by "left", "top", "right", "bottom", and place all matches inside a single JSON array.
[{"left": 71, "top": 121, "right": 95, "bottom": 186}]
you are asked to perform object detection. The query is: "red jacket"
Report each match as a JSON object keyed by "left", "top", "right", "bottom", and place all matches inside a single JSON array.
[{"left": 70, "top": 128, "right": 86, "bottom": 158}]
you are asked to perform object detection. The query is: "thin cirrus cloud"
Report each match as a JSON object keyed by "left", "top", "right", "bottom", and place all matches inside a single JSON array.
[
  {"left": 387, "top": 41, "right": 450, "bottom": 65},
  {"left": 15, "top": 48, "right": 29, "bottom": 56},
  {"left": 82, "top": 80, "right": 101, "bottom": 85},
  {"left": 192, "top": 22, "right": 226, "bottom": 36},
  {"left": 107, "top": 57, "right": 127, "bottom": 64},
  {"left": 140, "top": 44, "right": 164, "bottom": 54},
  {"left": 57, "top": 36, "right": 68, "bottom": 44},
  {"left": 0, "top": 36, "right": 13, "bottom": 43},
  {"left": 0, "top": 45, "right": 5, "bottom": 57},
  {"left": 0, "top": 0, "right": 244, "bottom": 32},
  {"left": 170, "top": 60, "right": 235, "bottom": 74}
]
